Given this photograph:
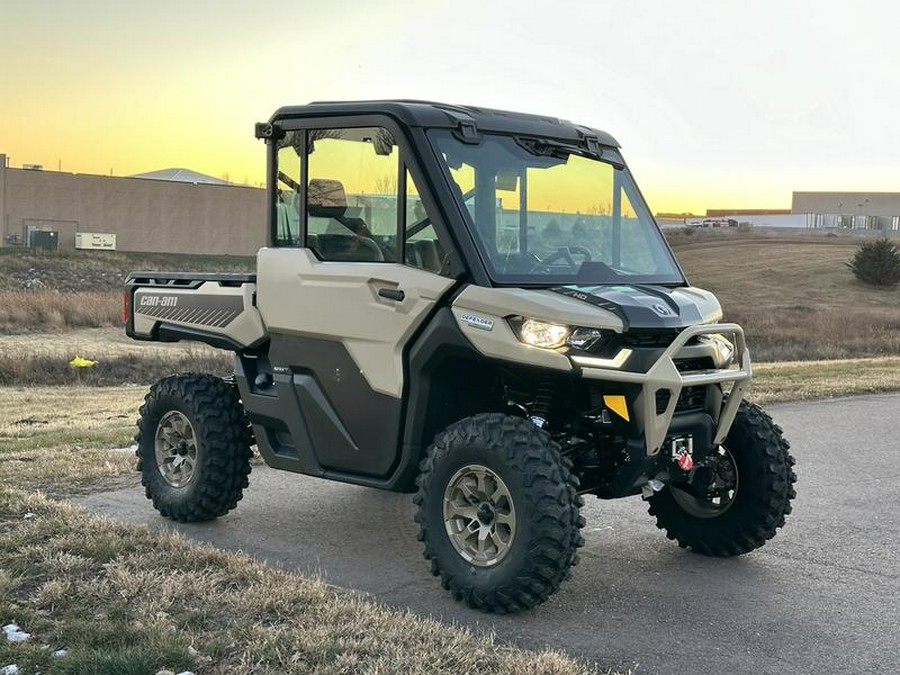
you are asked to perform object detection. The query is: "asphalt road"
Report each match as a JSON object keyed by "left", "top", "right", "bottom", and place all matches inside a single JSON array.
[{"left": 80, "top": 394, "right": 900, "bottom": 675}]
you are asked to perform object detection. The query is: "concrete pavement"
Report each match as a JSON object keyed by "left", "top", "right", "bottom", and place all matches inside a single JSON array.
[{"left": 80, "top": 394, "right": 900, "bottom": 675}]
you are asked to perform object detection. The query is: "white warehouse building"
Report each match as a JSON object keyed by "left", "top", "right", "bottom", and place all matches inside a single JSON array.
[{"left": 792, "top": 191, "right": 900, "bottom": 231}]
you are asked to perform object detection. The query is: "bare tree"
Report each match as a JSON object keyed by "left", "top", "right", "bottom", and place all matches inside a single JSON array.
[{"left": 373, "top": 174, "right": 398, "bottom": 195}]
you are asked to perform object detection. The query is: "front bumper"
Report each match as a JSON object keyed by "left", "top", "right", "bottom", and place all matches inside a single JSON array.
[{"left": 570, "top": 323, "right": 751, "bottom": 456}]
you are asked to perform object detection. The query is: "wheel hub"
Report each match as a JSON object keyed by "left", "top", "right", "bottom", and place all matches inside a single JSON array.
[
  {"left": 670, "top": 445, "right": 739, "bottom": 518},
  {"left": 154, "top": 410, "right": 198, "bottom": 488},
  {"left": 443, "top": 464, "right": 516, "bottom": 567}
]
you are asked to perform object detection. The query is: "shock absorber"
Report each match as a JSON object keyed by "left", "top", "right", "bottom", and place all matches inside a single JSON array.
[{"left": 529, "top": 380, "right": 556, "bottom": 429}]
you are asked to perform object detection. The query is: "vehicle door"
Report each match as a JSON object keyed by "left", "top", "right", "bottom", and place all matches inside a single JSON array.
[{"left": 256, "top": 122, "right": 457, "bottom": 477}]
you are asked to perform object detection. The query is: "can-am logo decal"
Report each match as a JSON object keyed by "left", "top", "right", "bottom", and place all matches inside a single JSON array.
[
  {"left": 651, "top": 303, "right": 674, "bottom": 317},
  {"left": 460, "top": 313, "right": 494, "bottom": 331}
]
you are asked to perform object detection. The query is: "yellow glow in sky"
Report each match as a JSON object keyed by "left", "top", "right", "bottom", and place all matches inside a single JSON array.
[{"left": 2, "top": 1, "right": 899, "bottom": 215}]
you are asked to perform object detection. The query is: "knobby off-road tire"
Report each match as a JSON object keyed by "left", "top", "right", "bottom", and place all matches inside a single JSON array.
[
  {"left": 649, "top": 400, "right": 797, "bottom": 556},
  {"left": 136, "top": 373, "right": 252, "bottom": 522},
  {"left": 414, "top": 413, "right": 585, "bottom": 613}
]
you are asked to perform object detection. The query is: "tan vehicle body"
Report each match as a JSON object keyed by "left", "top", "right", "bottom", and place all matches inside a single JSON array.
[{"left": 126, "top": 100, "right": 795, "bottom": 615}]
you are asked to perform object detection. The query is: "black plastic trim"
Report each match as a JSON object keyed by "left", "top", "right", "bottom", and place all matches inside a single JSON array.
[
  {"left": 127, "top": 271, "right": 256, "bottom": 286},
  {"left": 269, "top": 100, "right": 620, "bottom": 147},
  {"left": 156, "top": 324, "right": 247, "bottom": 352},
  {"left": 262, "top": 334, "right": 404, "bottom": 477}
]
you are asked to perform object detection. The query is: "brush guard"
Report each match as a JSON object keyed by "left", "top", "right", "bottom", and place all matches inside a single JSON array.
[{"left": 573, "top": 323, "right": 751, "bottom": 456}]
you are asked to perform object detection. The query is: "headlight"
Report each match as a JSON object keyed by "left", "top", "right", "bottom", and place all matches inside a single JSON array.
[
  {"left": 511, "top": 319, "right": 609, "bottom": 350},
  {"left": 567, "top": 327, "right": 607, "bottom": 350},
  {"left": 518, "top": 319, "right": 571, "bottom": 349},
  {"left": 699, "top": 333, "right": 735, "bottom": 364}
]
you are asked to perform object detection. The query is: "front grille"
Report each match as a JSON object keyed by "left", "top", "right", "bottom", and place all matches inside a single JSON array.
[
  {"left": 656, "top": 386, "right": 707, "bottom": 414},
  {"left": 673, "top": 357, "right": 714, "bottom": 372},
  {"left": 584, "top": 329, "right": 683, "bottom": 357},
  {"left": 656, "top": 356, "right": 715, "bottom": 414},
  {"left": 620, "top": 330, "right": 682, "bottom": 349}
]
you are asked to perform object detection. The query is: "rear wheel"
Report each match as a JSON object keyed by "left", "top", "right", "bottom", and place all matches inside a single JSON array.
[
  {"left": 649, "top": 400, "right": 797, "bottom": 556},
  {"left": 137, "top": 373, "right": 252, "bottom": 522},
  {"left": 414, "top": 413, "right": 584, "bottom": 613}
]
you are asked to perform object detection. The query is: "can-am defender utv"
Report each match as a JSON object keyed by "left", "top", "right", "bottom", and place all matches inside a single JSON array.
[{"left": 126, "top": 100, "right": 796, "bottom": 613}]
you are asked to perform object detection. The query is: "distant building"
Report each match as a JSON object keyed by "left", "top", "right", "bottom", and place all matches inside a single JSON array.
[
  {"left": 676, "top": 195, "right": 900, "bottom": 232},
  {"left": 130, "top": 168, "right": 233, "bottom": 186},
  {"left": 705, "top": 208, "right": 791, "bottom": 217},
  {"left": 0, "top": 154, "right": 265, "bottom": 255},
  {"left": 4, "top": 150, "right": 897, "bottom": 254},
  {"left": 679, "top": 211, "right": 806, "bottom": 229},
  {"left": 792, "top": 191, "right": 900, "bottom": 231}
]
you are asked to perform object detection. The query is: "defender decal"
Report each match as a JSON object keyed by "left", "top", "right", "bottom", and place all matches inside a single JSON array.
[{"left": 460, "top": 313, "right": 495, "bottom": 331}]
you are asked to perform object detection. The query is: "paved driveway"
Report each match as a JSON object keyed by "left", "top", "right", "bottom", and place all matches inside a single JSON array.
[{"left": 80, "top": 394, "right": 900, "bottom": 675}]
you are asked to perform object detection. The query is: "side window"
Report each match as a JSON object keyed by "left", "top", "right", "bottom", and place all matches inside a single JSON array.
[
  {"left": 275, "top": 136, "right": 302, "bottom": 247},
  {"left": 306, "top": 127, "right": 398, "bottom": 262},
  {"left": 403, "top": 170, "right": 446, "bottom": 273}
]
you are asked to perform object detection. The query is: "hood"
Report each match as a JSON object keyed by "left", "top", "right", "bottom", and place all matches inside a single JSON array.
[{"left": 551, "top": 284, "right": 722, "bottom": 330}]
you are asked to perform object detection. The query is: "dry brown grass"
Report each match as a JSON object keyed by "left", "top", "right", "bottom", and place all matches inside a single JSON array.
[
  {"left": 0, "top": 386, "right": 143, "bottom": 496},
  {"left": 0, "top": 328, "right": 232, "bottom": 386},
  {"left": 0, "top": 290, "right": 121, "bottom": 334},
  {"left": 0, "top": 386, "right": 614, "bottom": 674},
  {"left": 0, "top": 492, "right": 609, "bottom": 675},
  {"left": 0, "top": 248, "right": 254, "bottom": 293},
  {"left": 668, "top": 229, "right": 900, "bottom": 361},
  {"left": 0, "top": 248, "right": 254, "bottom": 334},
  {"left": 0, "top": 349, "right": 233, "bottom": 386},
  {"left": 0, "top": 326, "right": 202, "bottom": 356},
  {"left": 1, "top": 385, "right": 144, "bottom": 451},
  {"left": 751, "top": 357, "right": 900, "bottom": 404},
  {"left": 5, "top": 232, "right": 900, "bottom": 361}
]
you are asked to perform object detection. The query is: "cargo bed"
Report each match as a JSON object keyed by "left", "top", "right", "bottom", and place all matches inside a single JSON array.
[{"left": 125, "top": 271, "right": 266, "bottom": 351}]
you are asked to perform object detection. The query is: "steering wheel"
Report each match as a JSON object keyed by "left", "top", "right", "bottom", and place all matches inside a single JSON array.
[{"left": 529, "top": 246, "right": 592, "bottom": 273}]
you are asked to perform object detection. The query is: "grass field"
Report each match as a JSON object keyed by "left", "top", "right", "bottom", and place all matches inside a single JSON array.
[
  {"left": 0, "top": 248, "right": 254, "bottom": 293},
  {"left": 667, "top": 229, "right": 900, "bottom": 361},
  {"left": 3, "top": 230, "right": 899, "bottom": 362},
  {"left": 1, "top": 233, "right": 896, "bottom": 674},
  {"left": 0, "top": 327, "right": 232, "bottom": 386},
  {"left": 0, "top": 491, "right": 605, "bottom": 675},
  {"left": 0, "top": 386, "right": 609, "bottom": 675}
]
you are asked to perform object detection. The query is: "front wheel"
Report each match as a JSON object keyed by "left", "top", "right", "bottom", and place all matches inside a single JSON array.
[
  {"left": 648, "top": 400, "right": 797, "bottom": 556},
  {"left": 413, "top": 413, "right": 584, "bottom": 613},
  {"left": 136, "top": 373, "right": 252, "bottom": 522}
]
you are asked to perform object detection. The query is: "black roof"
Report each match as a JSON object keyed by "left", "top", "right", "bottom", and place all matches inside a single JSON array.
[{"left": 268, "top": 100, "right": 620, "bottom": 148}]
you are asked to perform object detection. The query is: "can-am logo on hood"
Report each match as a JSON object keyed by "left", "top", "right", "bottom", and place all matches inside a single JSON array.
[{"left": 550, "top": 285, "right": 699, "bottom": 330}]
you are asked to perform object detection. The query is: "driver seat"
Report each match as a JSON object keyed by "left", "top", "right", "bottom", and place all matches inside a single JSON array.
[{"left": 307, "top": 179, "right": 383, "bottom": 261}]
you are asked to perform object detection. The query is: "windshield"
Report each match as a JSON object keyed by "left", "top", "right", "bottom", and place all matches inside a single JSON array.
[{"left": 430, "top": 130, "right": 684, "bottom": 286}]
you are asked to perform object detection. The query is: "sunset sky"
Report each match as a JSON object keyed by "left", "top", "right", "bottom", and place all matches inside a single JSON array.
[{"left": 1, "top": 0, "right": 898, "bottom": 214}]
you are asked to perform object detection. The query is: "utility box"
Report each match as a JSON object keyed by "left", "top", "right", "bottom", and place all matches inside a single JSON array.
[
  {"left": 30, "top": 230, "right": 59, "bottom": 251},
  {"left": 75, "top": 232, "right": 117, "bottom": 250}
]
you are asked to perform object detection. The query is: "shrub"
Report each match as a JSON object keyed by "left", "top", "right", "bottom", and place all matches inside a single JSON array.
[{"left": 847, "top": 237, "right": 900, "bottom": 287}]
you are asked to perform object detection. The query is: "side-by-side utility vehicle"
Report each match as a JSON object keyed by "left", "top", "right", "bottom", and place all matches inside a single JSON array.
[{"left": 125, "top": 101, "right": 796, "bottom": 612}]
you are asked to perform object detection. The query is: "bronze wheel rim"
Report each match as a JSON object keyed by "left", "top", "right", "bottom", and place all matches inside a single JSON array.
[
  {"left": 154, "top": 410, "right": 198, "bottom": 488},
  {"left": 443, "top": 464, "right": 516, "bottom": 567}
]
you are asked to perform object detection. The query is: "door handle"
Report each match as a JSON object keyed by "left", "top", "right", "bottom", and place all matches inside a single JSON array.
[{"left": 378, "top": 287, "right": 405, "bottom": 302}]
